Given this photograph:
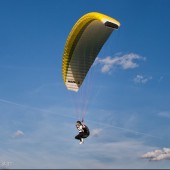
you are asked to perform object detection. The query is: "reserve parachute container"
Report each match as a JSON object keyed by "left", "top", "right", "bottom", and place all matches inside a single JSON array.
[{"left": 62, "top": 12, "right": 120, "bottom": 92}]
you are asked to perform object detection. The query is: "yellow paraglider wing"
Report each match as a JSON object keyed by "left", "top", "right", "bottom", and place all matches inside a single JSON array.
[{"left": 62, "top": 12, "right": 120, "bottom": 92}]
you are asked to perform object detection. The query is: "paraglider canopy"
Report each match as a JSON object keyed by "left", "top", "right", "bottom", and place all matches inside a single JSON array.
[{"left": 62, "top": 12, "right": 120, "bottom": 92}]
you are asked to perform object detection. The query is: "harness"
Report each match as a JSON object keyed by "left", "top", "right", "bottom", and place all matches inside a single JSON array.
[{"left": 82, "top": 125, "right": 90, "bottom": 135}]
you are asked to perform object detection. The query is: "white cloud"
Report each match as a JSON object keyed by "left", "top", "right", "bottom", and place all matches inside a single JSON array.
[
  {"left": 95, "top": 53, "right": 145, "bottom": 73},
  {"left": 133, "top": 75, "right": 152, "bottom": 84},
  {"left": 141, "top": 148, "right": 170, "bottom": 161},
  {"left": 90, "top": 128, "right": 102, "bottom": 137},
  {"left": 13, "top": 130, "right": 24, "bottom": 138}
]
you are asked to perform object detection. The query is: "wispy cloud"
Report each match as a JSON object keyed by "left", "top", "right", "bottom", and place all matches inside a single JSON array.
[
  {"left": 133, "top": 75, "right": 152, "bottom": 84},
  {"left": 141, "top": 148, "right": 170, "bottom": 161},
  {"left": 0, "top": 139, "right": 156, "bottom": 169},
  {"left": 158, "top": 111, "right": 170, "bottom": 118},
  {"left": 91, "top": 128, "right": 102, "bottom": 137},
  {"left": 0, "top": 98, "right": 74, "bottom": 119},
  {"left": 95, "top": 53, "right": 145, "bottom": 73},
  {"left": 13, "top": 130, "right": 24, "bottom": 138}
]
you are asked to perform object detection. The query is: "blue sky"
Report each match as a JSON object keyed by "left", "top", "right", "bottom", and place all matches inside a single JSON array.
[{"left": 0, "top": 0, "right": 170, "bottom": 168}]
